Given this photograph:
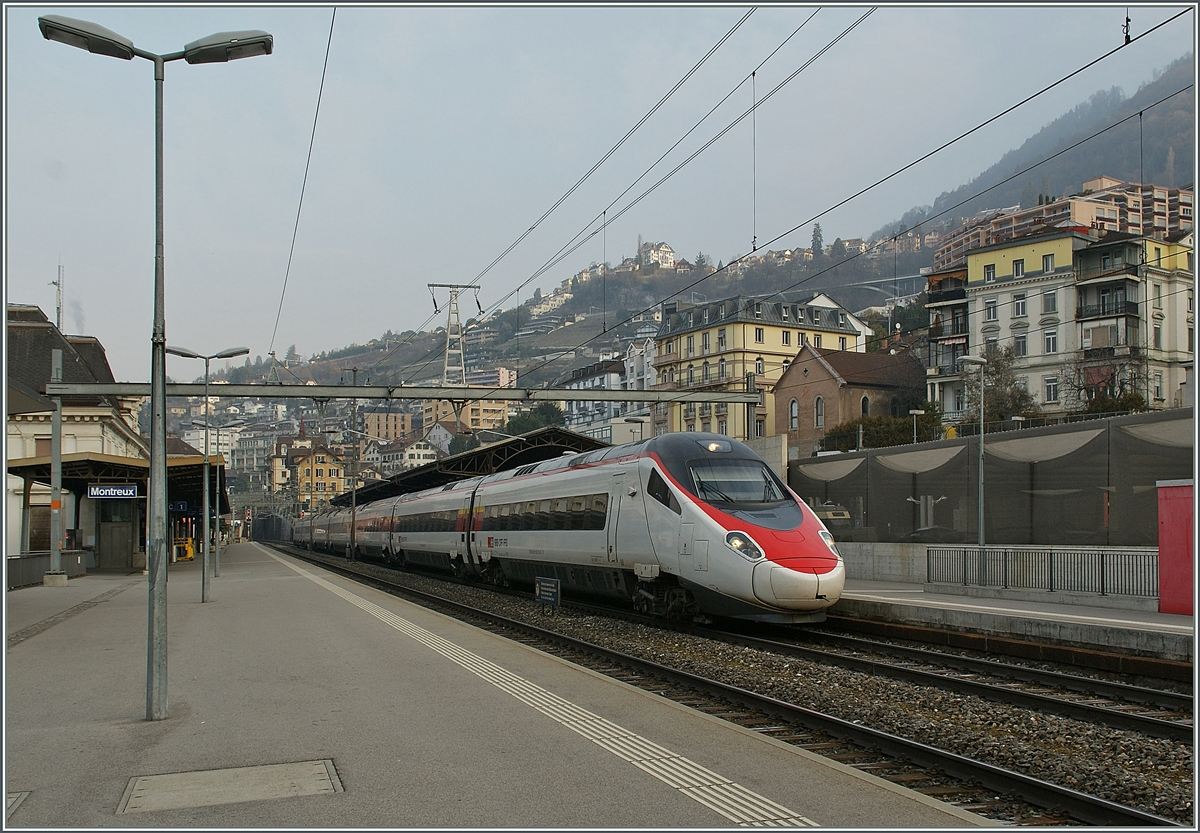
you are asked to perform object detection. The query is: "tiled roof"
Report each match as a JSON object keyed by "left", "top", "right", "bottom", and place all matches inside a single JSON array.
[{"left": 811, "top": 346, "right": 924, "bottom": 389}]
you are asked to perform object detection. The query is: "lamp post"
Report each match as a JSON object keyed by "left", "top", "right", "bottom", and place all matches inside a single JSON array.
[
  {"left": 40, "top": 15, "right": 271, "bottom": 720},
  {"left": 169, "top": 346, "right": 249, "bottom": 603},
  {"left": 623, "top": 417, "right": 645, "bottom": 441},
  {"left": 958, "top": 356, "right": 988, "bottom": 549},
  {"left": 908, "top": 409, "right": 925, "bottom": 444},
  {"left": 190, "top": 417, "right": 245, "bottom": 578}
]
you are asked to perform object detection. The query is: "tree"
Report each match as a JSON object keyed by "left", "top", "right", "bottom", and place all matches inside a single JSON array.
[
  {"left": 961, "top": 345, "right": 1041, "bottom": 424},
  {"left": 830, "top": 237, "right": 847, "bottom": 263},
  {"left": 822, "top": 403, "right": 943, "bottom": 451},
  {"left": 285, "top": 344, "right": 299, "bottom": 363},
  {"left": 810, "top": 223, "right": 825, "bottom": 267},
  {"left": 694, "top": 252, "right": 712, "bottom": 272},
  {"left": 448, "top": 432, "right": 481, "bottom": 455},
  {"left": 502, "top": 401, "right": 564, "bottom": 436}
]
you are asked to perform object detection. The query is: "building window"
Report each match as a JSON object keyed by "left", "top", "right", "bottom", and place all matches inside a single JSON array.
[
  {"left": 702, "top": 362, "right": 710, "bottom": 382},
  {"left": 985, "top": 299, "right": 998, "bottom": 321},
  {"left": 1012, "top": 259, "right": 1024, "bottom": 278},
  {"left": 789, "top": 399, "right": 799, "bottom": 430},
  {"left": 755, "top": 357, "right": 764, "bottom": 374},
  {"left": 702, "top": 332, "right": 710, "bottom": 353},
  {"left": 1013, "top": 293, "right": 1026, "bottom": 317},
  {"left": 754, "top": 327, "right": 764, "bottom": 343},
  {"left": 839, "top": 336, "right": 847, "bottom": 350},
  {"left": 1153, "top": 324, "right": 1162, "bottom": 350},
  {"left": 1154, "top": 372, "right": 1164, "bottom": 400},
  {"left": 1154, "top": 283, "right": 1162, "bottom": 308},
  {"left": 755, "top": 419, "right": 765, "bottom": 438},
  {"left": 1014, "top": 334, "right": 1027, "bottom": 356},
  {"left": 1042, "top": 289, "right": 1057, "bottom": 313},
  {"left": 1043, "top": 329, "right": 1057, "bottom": 354},
  {"left": 1044, "top": 376, "right": 1059, "bottom": 403},
  {"left": 665, "top": 340, "right": 674, "bottom": 354},
  {"left": 717, "top": 329, "right": 726, "bottom": 350},
  {"left": 718, "top": 359, "right": 726, "bottom": 379},
  {"left": 754, "top": 303, "right": 762, "bottom": 318},
  {"left": 984, "top": 264, "right": 996, "bottom": 282},
  {"left": 316, "top": 468, "right": 324, "bottom": 477},
  {"left": 718, "top": 420, "right": 727, "bottom": 435},
  {"left": 814, "top": 397, "right": 824, "bottom": 428},
  {"left": 798, "top": 332, "right": 806, "bottom": 346},
  {"left": 305, "top": 468, "right": 311, "bottom": 477},
  {"left": 686, "top": 335, "right": 694, "bottom": 357},
  {"left": 703, "top": 308, "right": 709, "bottom": 323},
  {"left": 861, "top": 396, "right": 869, "bottom": 417},
  {"left": 781, "top": 306, "right": 789, "bottom": 320},
  {"left": 1042, "top": 253, "right": 1054, "bottom": 273},
  {"left": 782, "top": 330, "right": 791, "bottom": 346},
  {"left": 813, "top": 334, "right": 822, "bottom": 348},
  {"left": 687, "top": 366, "right": 694, "bottom": 384}
]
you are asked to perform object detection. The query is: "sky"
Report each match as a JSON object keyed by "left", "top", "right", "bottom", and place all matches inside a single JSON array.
[{"left": 4, "top": 4, "right": 1195, "bottom": 383}]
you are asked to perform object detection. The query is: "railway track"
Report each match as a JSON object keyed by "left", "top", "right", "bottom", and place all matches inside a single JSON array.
[{"left": 274, "top": 544, "right": 1187, "bottom": 826}]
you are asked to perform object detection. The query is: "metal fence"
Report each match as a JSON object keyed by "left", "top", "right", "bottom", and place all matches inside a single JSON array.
[{"left": 927, "top": 546, "right": 1159, "bottom": 597}]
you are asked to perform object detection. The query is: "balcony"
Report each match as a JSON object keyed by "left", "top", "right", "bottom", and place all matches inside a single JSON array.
[
  {"left": 929, "top": 321, "right": 969, "bottom": 339},
  {"left": 1077, "top": 300, "right": 1139, "bottom": 320},
  {"left": 928, "top": 286, "right": 966, "bottom": 305},
  {"left": 1075, "top": 264, "right": 1138, "bottom": 282}
]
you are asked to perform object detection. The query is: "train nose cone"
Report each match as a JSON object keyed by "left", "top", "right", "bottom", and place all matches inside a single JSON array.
[{"left": 751, "top": 558, "right": 845, "bottom": 609}]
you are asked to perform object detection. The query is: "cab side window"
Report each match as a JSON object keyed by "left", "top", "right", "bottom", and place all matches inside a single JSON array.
[{"left": 647, "top": 469, "right": 681, "bottom": 514}]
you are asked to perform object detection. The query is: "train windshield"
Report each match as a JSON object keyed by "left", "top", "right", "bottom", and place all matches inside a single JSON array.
[{"left": 688, "top": 459, "right": 787, "bottom": 505}]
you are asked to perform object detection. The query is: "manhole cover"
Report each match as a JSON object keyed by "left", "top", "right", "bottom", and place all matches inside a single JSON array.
[{"left": 116, "top": 759, "right": 342, "bottom": 814}]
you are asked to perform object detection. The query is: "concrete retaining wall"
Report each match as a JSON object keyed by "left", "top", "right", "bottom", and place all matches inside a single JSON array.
[{"left": 6, "top": 552, "right": 88, "bottom": 590}]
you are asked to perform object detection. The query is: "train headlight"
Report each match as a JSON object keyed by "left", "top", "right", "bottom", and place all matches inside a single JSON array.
[
  {"left": 818, "top": 529, "right": 842, "bottom": 558},
  {"left": 725, "top": 531, "right": 763, "bottom": 560}
]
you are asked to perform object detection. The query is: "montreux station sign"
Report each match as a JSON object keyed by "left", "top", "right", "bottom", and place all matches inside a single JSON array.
[{"left": 87, "top": 483, "right": 139, "bottom": 499}]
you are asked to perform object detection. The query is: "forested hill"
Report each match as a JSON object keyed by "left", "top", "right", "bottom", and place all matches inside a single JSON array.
[{"left": 872, "top": 54, "right": 1194, "bottom": 240}]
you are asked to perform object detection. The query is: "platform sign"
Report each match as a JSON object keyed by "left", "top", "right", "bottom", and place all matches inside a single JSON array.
[
  {"left": 534, "top": 576, "right": 561, "bottom": 608},
  {"left": 88, "top": 483, "right": 138, "bottom": 499},
  {"left": 169, "top": 501, "right": 188, "bottom": 513}
]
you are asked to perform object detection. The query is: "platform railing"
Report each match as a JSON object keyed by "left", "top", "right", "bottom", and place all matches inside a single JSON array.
[{"left": 927, "top": 545, "right": 1159, "bottom": 597}]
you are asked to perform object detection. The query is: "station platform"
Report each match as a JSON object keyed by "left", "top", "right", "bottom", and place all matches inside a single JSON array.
[
  {"left": 5, "top": 543, "right": 991, "bottom": 828},
  {"left": 837, "top": 579, "right": 1194, "bottom": 667}
]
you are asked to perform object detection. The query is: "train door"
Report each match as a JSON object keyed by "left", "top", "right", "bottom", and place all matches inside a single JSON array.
[
  {"left": 607, "top": 472, "right": 623, "bottom": 563},
  {"left": 642, "top": 462, "right": 681, "bottom": 575},
  {"left": 461, "top": 491, "right": 480, "bottom": 574}
]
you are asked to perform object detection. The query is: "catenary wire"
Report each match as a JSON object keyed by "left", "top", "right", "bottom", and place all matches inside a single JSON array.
[{"left": 442, "top": 23, "right": 1191, "bottom": 410}]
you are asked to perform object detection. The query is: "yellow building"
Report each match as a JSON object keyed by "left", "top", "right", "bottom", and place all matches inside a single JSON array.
[
  {"left": 291, "top": 444, "right": 345, "bottom": 511},
  {"left": 422, "top": 393, "right": 508, "bottom": 434},
  {"left": 651, "top": 295, "right": 867, "bottom": 439}
]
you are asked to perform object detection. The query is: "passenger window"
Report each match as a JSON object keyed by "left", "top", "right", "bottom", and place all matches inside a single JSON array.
[{"left": 647, "top": 469, "right": 681, "bottom": 514}]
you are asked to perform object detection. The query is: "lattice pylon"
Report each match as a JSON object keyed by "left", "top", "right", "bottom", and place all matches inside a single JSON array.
[{"left": 441, "top": 287, "right": 466, "bottom": 387}]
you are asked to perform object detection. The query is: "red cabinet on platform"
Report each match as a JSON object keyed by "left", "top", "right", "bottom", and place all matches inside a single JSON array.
[{"left": 1157, "top": 480, "right": 1194, "bottom": 615}]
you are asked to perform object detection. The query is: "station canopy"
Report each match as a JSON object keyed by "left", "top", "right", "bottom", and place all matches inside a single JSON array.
[
  {"left": 330, "top": 426, "right": 608, "bottom": 507},
  {"left": 6, "top": 451, "right": 231, "bottom": 515}
]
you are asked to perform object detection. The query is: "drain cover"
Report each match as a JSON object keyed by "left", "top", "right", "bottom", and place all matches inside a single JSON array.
[{"left": 116, "top": 760, "right": 342, "bottom": 814}]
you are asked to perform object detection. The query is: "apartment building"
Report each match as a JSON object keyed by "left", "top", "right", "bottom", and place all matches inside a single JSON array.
[
  {"left": 927, "top": 224, "right": 1194, "bottom": 420},
  {"left": 421, "top": 394, "right": 508, "bottom": 434},
  {"left": 651, "top": 294, "right": 867, "bottom": 440},
  {"left": 935, "top": 178, "right": 1194, "bottom": 270},
  {"left": 557, "top": 357, "right": 627, "bottom": 439}
]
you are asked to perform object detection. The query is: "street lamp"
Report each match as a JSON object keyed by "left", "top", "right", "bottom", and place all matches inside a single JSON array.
[
  {"left": 957, "top": 355, "right": 988, "bottom": 549},
  {"left": 40, "top": 14, "right": 271, "bottom": 721},
  {"left": 908, "top": 409, "right": 925, "bottom": 444},
  {"left": 190, "top": 417, "right": 245, "bottom": 578},
  {"left": 169, "top": 346, "right": 249, "bottom": 603},
  {"left": 623, "top": 417, "right": 645, "bottom": 441}
]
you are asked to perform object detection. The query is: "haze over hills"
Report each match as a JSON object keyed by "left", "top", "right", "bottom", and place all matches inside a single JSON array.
[
  {"left": 209, "top": 54, "right": 1194, "bottom": 390},
  {"left": 871, "top": 53, "right": 1194, "bottom": 243}
]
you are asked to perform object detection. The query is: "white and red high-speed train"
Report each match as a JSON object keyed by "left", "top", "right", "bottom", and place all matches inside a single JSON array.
[{"left": 293, "top": 433, "right": 844, "bottom": 623}]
